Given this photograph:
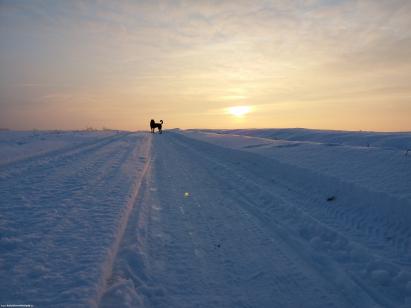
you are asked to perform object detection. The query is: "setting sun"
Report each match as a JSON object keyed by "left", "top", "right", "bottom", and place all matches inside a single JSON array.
[{"left": 227, "top": 106, "right": 252, "bottom": 117}]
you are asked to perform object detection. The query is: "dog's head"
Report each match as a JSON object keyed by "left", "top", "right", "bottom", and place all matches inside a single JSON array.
[{"left": 150, "top": 119, "right": 155, "bottom": 125}]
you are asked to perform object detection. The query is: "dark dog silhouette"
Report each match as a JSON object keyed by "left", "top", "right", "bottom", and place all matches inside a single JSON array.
[{"left": 150, "top": 119, "right": 163, "bottom": 134}]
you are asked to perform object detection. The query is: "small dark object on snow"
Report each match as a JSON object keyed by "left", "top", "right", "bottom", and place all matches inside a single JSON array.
[
  {"left": 215, "top": 243, "right": 221, "bottom": 248},
  {"left": 150, "top": 119, "right": 164, "bottom": 134},
  {"left": 327, "top": 196, "right": 336, "bottom": 202}
]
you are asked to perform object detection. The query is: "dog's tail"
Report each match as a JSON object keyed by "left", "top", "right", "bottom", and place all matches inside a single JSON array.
[{"left": 160, "top": 120, "right": 163, "bottom": 124}]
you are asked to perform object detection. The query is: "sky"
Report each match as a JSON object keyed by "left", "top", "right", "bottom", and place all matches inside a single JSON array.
[{"left": 1, "top": 0, "right": 411, "bottom": 131}]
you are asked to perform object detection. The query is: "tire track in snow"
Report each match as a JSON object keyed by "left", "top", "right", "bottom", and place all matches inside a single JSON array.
[
  {"left": 99, "top": 132, "right": 379, "bottom": 307},
  {"left": 171, "top": 132, "right": 411, "bottom": 307},
  {"left": 0, "top": 134, "right": 131, "bottom": 266},
  {"left": 164, "top": 133, "right": 376, "bottom": 308},
  {"left": 1, "top": 133, "right": 133, "bottom": 258},
  {"left": 0, "top": 133, "right": 152, "bottom": 307},
  {"left": 0, "top": 132, "right": 129, "bottom": 175},
  {"left": 95, "top": 134, "right": 153, "bottom": 307}
]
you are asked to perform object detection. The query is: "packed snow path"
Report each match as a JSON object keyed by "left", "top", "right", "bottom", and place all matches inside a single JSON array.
[
  {"left": 1, "top": 130, "right": 410, "bottom": 307},
  {"left": 0, "top": 132, "right": 152, "bottom": 307},
  {"left": 100, "top": 132, "right": 411, "bottom": 308}
]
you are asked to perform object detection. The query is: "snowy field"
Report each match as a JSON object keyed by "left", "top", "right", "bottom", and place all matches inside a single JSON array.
[{"left": 1, "top": 128, "right": 411, "bottom": 307}]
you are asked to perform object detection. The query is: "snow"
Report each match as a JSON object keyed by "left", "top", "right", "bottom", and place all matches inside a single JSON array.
[
  {"left": 197, "top": 128, "right": 411, "bottom": 151},
  {"left": 0, "top": 131, "right": 151, "bottom": 307},
  {"left": 0, "top": 130, "right": 120, "bottom": 165},
  {"left": 183, "top": 129, "right": 411, "bottom": 200},
  {"left": 1, "top": 128, "right": 411, "bottom": 307}
]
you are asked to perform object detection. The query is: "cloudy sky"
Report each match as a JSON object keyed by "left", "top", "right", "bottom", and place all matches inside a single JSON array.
[{"left": 1, "top": 0, "right": 410, "bottom": 131}]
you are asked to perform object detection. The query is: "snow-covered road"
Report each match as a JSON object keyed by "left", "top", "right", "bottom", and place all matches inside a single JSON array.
[
  {"left": 0, "top": 132, "right": 152, "bottom": 307},
  {"left": 1, "top": 130, "right": 411, "bottom": 307},
  {"left": 101, "top": 132, "right": 410, "bottom": 308}
]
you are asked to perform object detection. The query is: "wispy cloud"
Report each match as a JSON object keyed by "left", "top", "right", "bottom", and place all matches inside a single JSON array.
[{"left": 1, "top": 0, "right": 410, "bottom": 130}]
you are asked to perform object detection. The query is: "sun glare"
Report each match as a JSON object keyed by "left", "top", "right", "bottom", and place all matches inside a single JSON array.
[{"left": 227, "top": 106, "right": 251, "bottom": 117}]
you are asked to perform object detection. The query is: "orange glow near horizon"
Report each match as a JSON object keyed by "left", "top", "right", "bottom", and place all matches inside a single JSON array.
[{"left": 1, "top": 1, "right": 410, "bottom": 132}]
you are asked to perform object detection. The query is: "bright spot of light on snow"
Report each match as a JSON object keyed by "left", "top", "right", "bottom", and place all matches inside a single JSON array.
[{"left": 184, "top": 192, "right": 190, "bottom": 197}]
